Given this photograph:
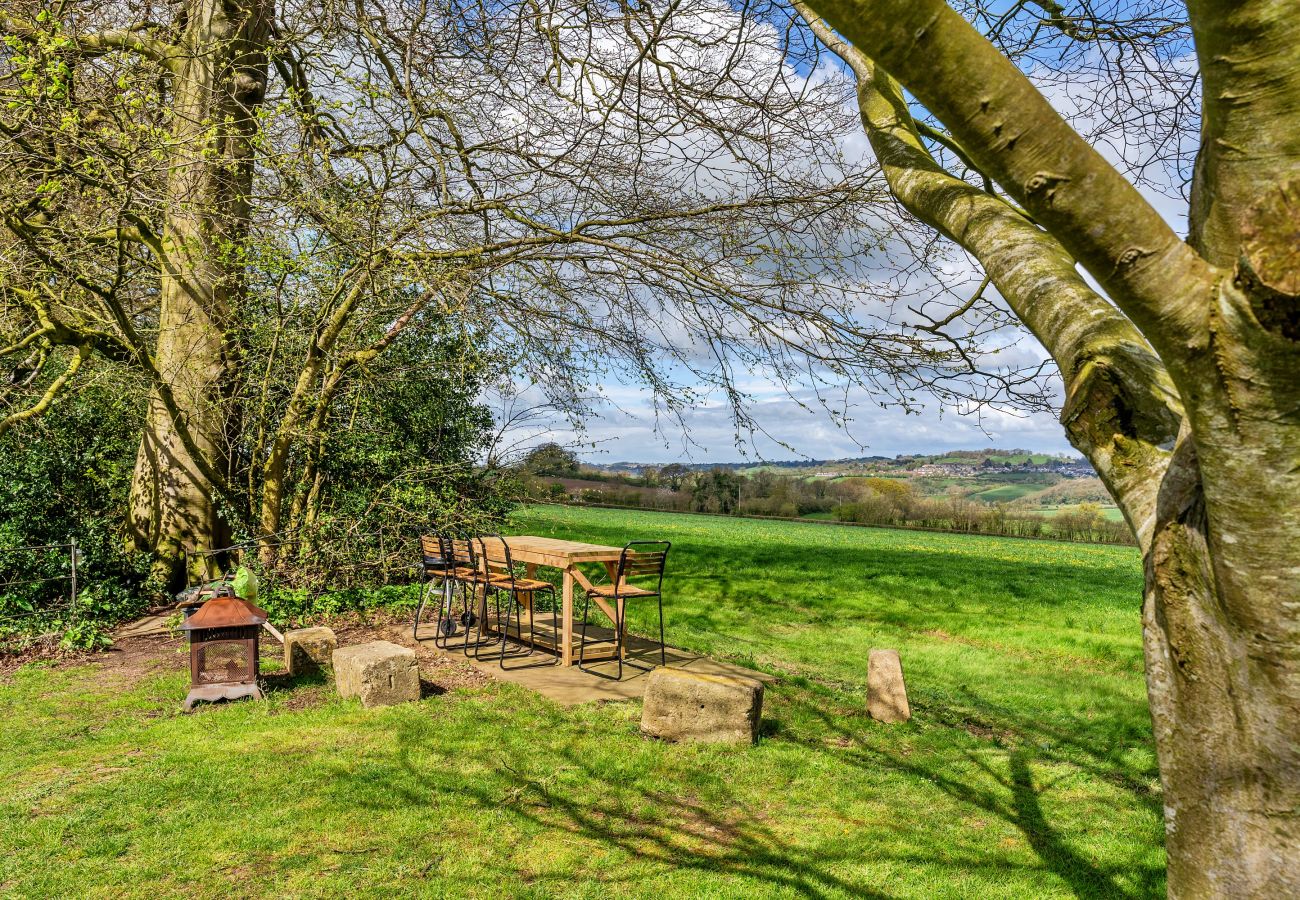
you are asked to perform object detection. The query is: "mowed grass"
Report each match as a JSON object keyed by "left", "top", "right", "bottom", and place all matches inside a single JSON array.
[{"left": 0, "top": 506, "right": 1163, "bottom": 898}]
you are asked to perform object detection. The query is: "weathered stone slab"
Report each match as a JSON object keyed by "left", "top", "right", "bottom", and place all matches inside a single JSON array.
[
  {"left": 868, "top": 649, "right": 911, "bottom": 723},
  {"left": 284, "top": 626, "right": 337, "bottom": 677},
  {"left": 641, "top": 668, "right": 763, "bottom": 744},
  {"left": 333, "top": 640, "right": 420, "bottom": 708}
]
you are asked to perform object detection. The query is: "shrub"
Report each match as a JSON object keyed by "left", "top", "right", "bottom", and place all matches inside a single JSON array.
[{"left": 0, "top": 371, "right": 153, "bottom": 644}]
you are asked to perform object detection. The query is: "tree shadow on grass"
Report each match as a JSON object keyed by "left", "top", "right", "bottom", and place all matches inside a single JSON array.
[
  {"left": 308, "top": 710, "right": 892, "bottom": 898},
  {"left": 775, "top": 683, "right": 1165, "bottom": 899},
  {"left": 306, "top": 678, "right": 1163, "bottom": 899}
]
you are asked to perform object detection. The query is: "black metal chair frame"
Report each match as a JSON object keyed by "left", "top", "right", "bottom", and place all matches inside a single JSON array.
[
  {"left": 578, "top": 540, "right": 670, "bottom": 680},
  {"left": 443, "top": 536, "right": 495, "bottom": 657},
  {"left": 413, "top": 534, "right": 454, "bottom": 642},
  {"left": 476, "top": 535, "right": 560, "bottom": 669}
]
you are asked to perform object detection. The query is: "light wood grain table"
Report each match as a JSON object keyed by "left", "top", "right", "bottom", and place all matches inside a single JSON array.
[{"left": 477, "top": 536, "right": 628, "bottom": 666}]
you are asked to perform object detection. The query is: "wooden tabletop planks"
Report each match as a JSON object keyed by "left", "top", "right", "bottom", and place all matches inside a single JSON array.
[
  {"left": 480, "top": 535, "right": 624, "bottom": 567},
  {"left": 474, "top": 535, "right": 630, "bottom": 666}
]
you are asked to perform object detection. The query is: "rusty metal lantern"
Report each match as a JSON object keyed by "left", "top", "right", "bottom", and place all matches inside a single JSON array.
[{"left": 180, "top": 584, "right": 268, "bottom": 712}]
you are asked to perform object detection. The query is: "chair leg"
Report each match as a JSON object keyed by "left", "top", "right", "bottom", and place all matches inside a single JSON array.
[
  {"left": 615, "top": 598, "right": 624, "bottom": 681},
  {"left": 579, "top": 593, "right": 626, "bottom": 679},
  {"left": 476, "top": 588, "right": 493, "bottom": 662},
  {"left": 457, "top": 580, "right": 478, "bottom": 658},
  {"left": 428, "top": 578, "right": 441, "bottom": 646},
  {"left": 657, "top": 594, "right": 666, "bottom": 667},
  {"left": 508, "top": 590, "right": 533, "bottom": 659},
  {"left": 549, "top": 588, "right": 561, "bottom": 666},
  {"left": 413, "top": 575, "right": 430, "bottom": 640},
  {"left": 431, "top": 579, "right": 455, "bottom": 648},
  {"left": 497, "top": 590, "right": 510, "bottom": 667}
]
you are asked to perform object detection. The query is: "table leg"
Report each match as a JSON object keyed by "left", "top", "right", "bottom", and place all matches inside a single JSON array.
[{"left": 562, "top": 567, "right": 575, "bottom": 666}]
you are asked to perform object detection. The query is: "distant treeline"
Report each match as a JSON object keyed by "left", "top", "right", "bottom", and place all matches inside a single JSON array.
[
  {"left": 832, "top": 487, "right": 1130, "bottom": 544},
  {"left": 520, "top": 456, "right": 1134, "bottom": 546}
]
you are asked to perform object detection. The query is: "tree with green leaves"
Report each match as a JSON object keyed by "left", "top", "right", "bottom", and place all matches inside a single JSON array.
[{"left": 521, "top": 442, "right": 580, "bottom": 478}]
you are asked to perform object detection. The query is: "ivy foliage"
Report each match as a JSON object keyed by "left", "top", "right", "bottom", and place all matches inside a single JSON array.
[{"left": 0, "top": 368, "right": 152, "bottom": 646}]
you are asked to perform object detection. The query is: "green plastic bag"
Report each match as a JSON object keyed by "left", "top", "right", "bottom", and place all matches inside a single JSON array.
[{"left": 231, "top": 566, "right": 258, "bottom": 603}]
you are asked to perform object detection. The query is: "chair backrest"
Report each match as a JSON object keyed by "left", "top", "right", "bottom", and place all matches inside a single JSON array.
[
  {"left": 476, "top": 534, "right": 516, "bottom": 590},
  {"left": 614, "top": 541, "right": 670, "bottom": 595},
  {"left": 420, "top": 534, "right": 451, "bottom": 570},
  {"left": 445, "top": 536, "right": 479, "bottom": 573}
]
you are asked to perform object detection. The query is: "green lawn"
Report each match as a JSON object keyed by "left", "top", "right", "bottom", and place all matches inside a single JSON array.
[{"left": 0, "top": 506, "right": 1163, "bottom": 898}]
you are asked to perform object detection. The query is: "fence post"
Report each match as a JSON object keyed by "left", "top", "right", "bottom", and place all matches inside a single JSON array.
[{"left": 68, "top": 535, "right": 78, "bottom": 624}]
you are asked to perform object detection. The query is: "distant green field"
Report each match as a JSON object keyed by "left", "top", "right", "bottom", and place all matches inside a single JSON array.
[
  {"left": 1031, "top": 504, "right": 1126, "bottom": 522},
  {"left": 967, "top": 483, "right": 1044, "bottom": 503},
  {"left": 0, "top": 505, "right": 1160, "bottom": 898}
]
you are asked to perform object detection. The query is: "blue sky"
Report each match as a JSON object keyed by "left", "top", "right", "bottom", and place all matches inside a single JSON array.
[
  {"left": 491, "top": 2, "right": 1194, "bottom": 466},
  {"left": 497, "top": 373, "right": 1077, "bottom": 464}
]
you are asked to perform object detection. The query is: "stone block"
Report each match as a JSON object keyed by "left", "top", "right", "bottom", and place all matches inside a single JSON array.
[
  {"left": 641, "top": 668, "right": 763, "bottom": 744},
  {"left": 333, "top": 640, "right": 420, "bottom": 708},
  {"left": 868, "top": 649, "right": 911, "bottom": 723},
  {"left": 284, "top": 626, "right": 337, "bottom": 677}
]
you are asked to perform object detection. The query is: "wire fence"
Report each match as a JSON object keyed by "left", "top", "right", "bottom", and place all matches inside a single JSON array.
[
  {"left": 195, "top": 525, "right": 429, "bottom": 601},
  {"left": 0, "top": 537, "right": 80, "bottom": 630}
]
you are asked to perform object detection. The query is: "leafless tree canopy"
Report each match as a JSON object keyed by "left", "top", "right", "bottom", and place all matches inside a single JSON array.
[{"left": 2, "top": 0, "right": 1064, "bottom": 453}]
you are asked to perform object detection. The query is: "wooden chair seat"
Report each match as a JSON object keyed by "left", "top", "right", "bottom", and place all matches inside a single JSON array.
[
  {"left": 496, "top": 576, "right": 552, "bottom": 592},
  {"left": 587, "top": 583, "right": 657, "bottom": 598}
]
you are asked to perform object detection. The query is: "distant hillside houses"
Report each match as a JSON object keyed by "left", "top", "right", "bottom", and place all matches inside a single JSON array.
[
  {"left": 913, "top": 463, "right": 979, "bottom": 477},
  {"left": 913, "top": 459, "right": 1095, "bottom": 479}
]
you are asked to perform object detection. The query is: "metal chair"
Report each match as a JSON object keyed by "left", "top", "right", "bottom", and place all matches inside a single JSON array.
[
  {"left": 477, "top": 535, "right": 560, "bottom": 669},
  {"left": 413, "top": 534, "right": 454, "bottom": 641},
  {"left": 442, "top": 536, "right": 493, "bottom": 656},
  {"left": 578, "top": 540, "right": 670, "bottom": 680}
]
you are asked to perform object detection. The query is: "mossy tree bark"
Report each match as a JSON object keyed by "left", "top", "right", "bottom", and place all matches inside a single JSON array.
[
  {"left": 126, "top": 0, "right": 271, "bottom": 590},
  {"left": 799, "top": 0, "right": 1299, "bottom": 894}
]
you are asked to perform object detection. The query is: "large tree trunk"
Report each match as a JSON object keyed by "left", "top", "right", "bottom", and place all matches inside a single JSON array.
[
  {"left": 1142, "top": 440, "right": 1300, "bottom": 897},
  {"left": 1147, "top": 173, "right": 1300, "bottom": 893},
  {"left": 128, "top": 0, "right": 271, "bottom": 590},
  {"left": 795, "top": 1, "right": 1299, "bottom": 892}
]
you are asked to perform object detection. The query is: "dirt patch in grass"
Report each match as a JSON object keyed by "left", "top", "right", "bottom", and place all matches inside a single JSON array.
[
  {"left": 86, "top": 632, "right": 187, "bottom": 681},
  {"left": 326, "top": 611, "right": 495, "bottom": 692},
  {"left": 0, "top": 633, "right": 66, "bottom": 682},
  {"left": 0, "top": 631, "right": 175, "bottom": 685},
  {"left": 271, "top": 683, "right": 330, "bottom": 712}
]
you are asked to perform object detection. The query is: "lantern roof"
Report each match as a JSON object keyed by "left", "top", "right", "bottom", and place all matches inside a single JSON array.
[{"left": 180, "top": 595, "right": 268, "bottom": 631}]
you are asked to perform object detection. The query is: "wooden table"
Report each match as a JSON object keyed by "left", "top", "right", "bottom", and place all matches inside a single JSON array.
[{"left": 477, "top": 536, "right": 626, "bottom": 667}]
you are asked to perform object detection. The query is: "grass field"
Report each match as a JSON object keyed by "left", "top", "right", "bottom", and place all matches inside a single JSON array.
[
  {"left": 1029, "top": 504, "right": 1127, "bottom": 522},
  {"left": 0, "top": 506, "right": 1162, "bottom": 898},
  {"left": 965, "top": 483, "right": 1043, "bottom": 503}
]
